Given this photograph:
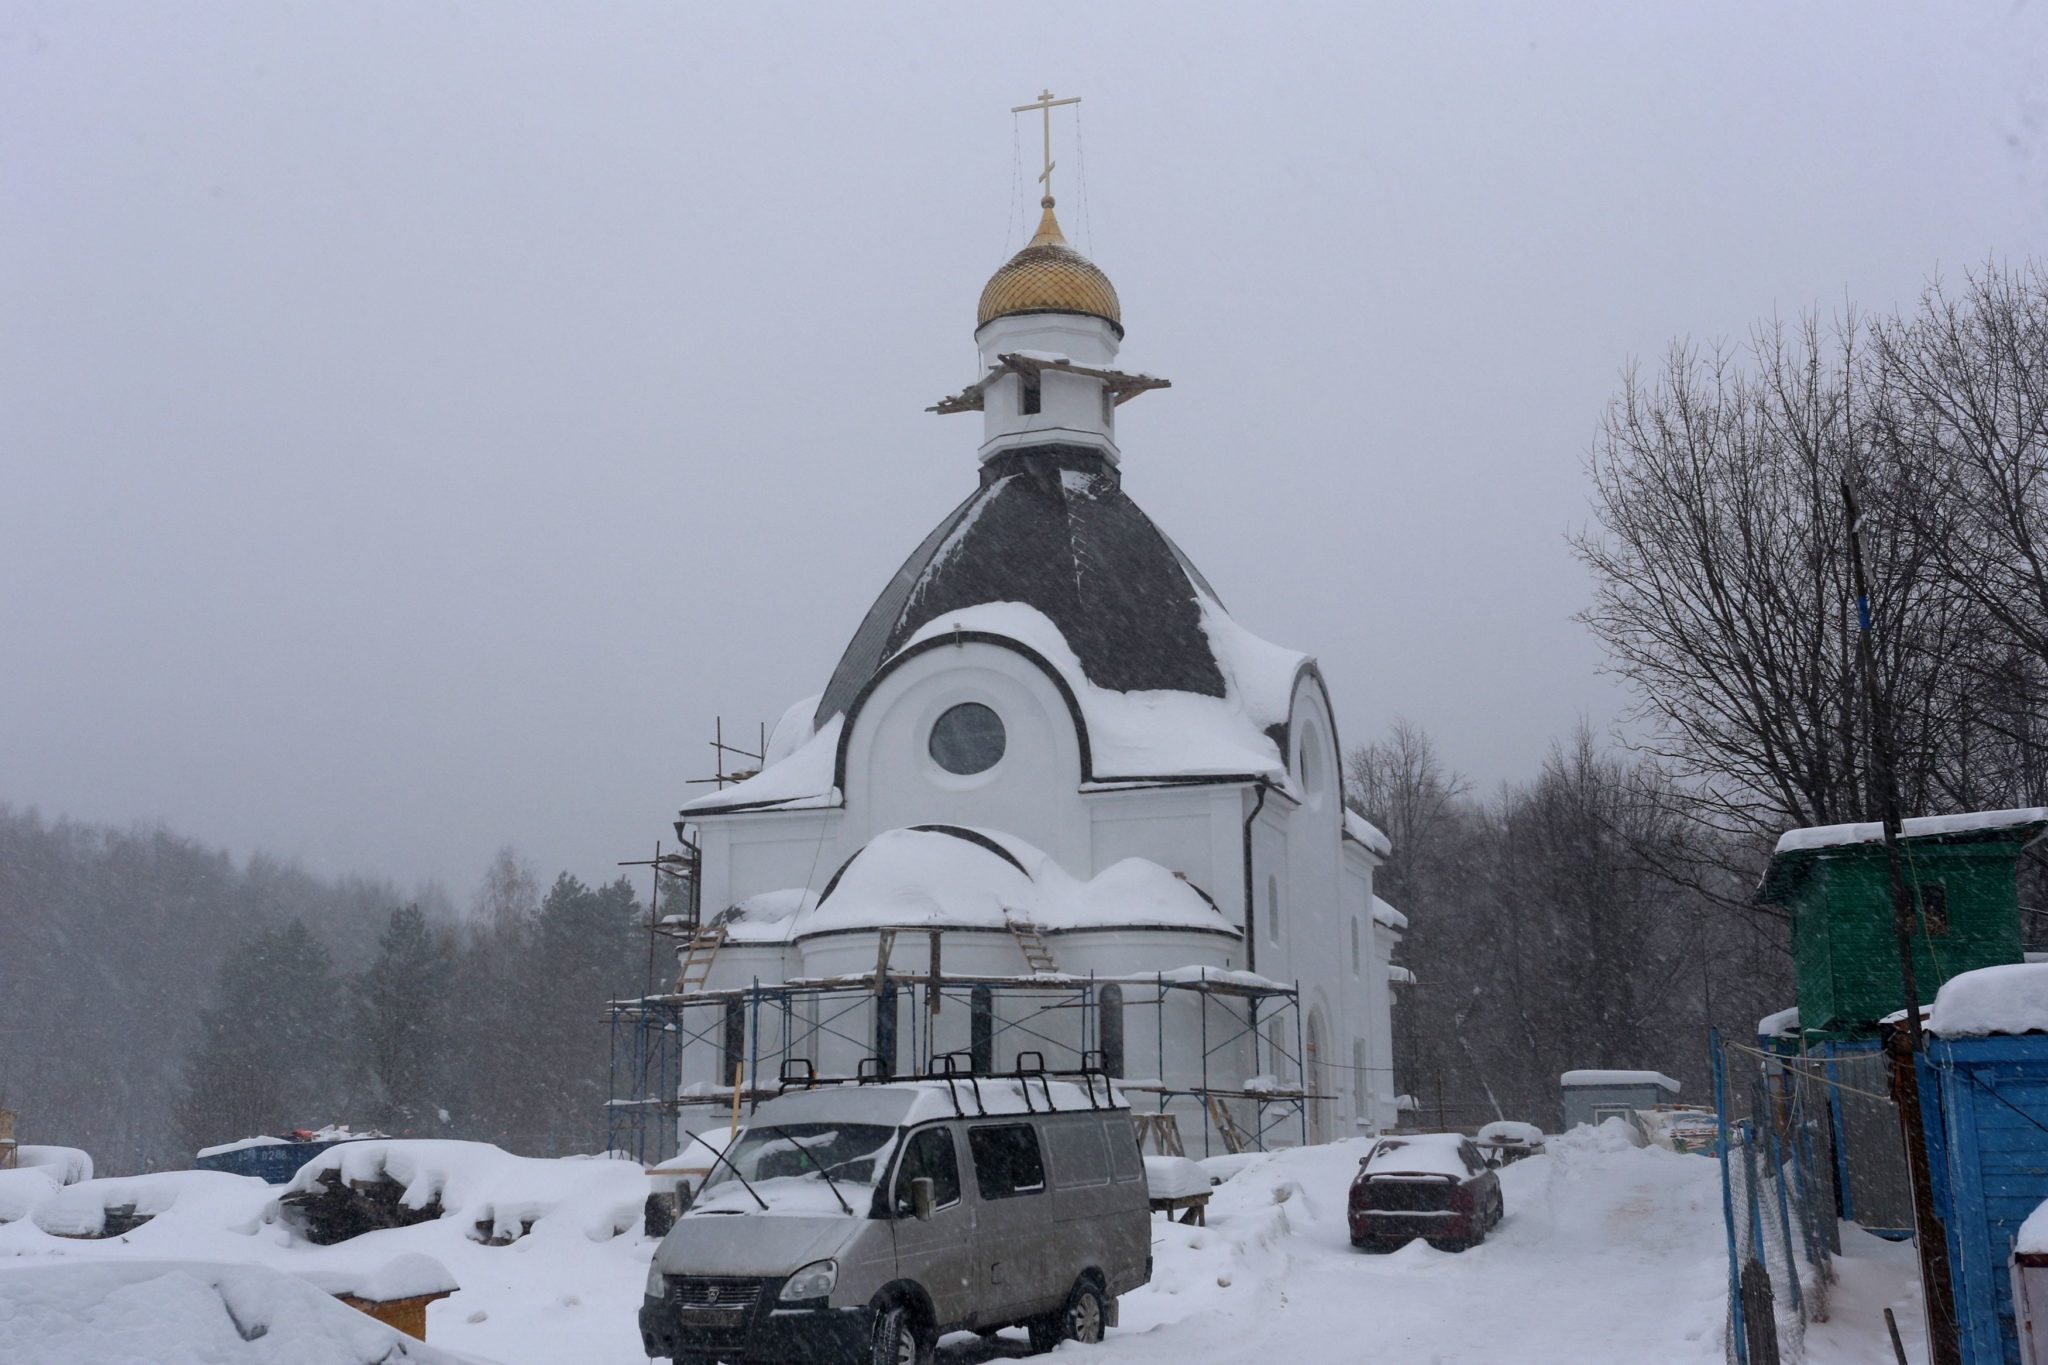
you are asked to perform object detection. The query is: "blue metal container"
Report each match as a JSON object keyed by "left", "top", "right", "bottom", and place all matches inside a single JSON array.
[
  {"left": 195, "top": 1136, "right": 368, "bottom": 1185},
  {"left": 1918, "top": 1035, "right": 2048, "bottom": 1365}
]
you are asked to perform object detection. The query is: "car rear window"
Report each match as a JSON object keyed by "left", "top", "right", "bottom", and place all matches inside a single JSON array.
[{"left": 967, "top": 1123, "right": 1046, "bottom": 1200}]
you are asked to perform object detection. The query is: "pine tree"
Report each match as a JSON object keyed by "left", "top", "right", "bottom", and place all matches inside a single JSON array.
[
  {"left": 351, "top": 905, "right": 454, "bottom": 1134},
  {"left": 173, "top": 919, "right": 343, "bottom": 1155}
]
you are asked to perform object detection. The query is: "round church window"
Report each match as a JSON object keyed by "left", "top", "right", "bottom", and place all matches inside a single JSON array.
[{"left": 929, "top": 702, "right": 1006, "bottom": 775}]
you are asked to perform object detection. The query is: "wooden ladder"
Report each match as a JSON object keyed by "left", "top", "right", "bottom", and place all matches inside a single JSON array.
[
  {"left": 1005, "top": 917, "right": 1058, "bottom": 974},
  {"left": 673, "top": 925, "right": 728, "bottom": 993},
  {"left": 1206, "top": 1096, "right": 1248, "bottom": 1155}
]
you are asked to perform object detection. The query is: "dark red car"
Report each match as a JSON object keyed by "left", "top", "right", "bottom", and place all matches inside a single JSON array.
[{"left": 1347, "top": 1133, "right": 1504, "bottom": 1252}]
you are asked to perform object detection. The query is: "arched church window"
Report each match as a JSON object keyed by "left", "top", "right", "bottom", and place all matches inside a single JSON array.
[
  {"left": 1098, "top": 984, "right": 1125, "bottom": 1078},
  {"left": 1020, "top": 371, "right": 1042, "bottom": 416},
  {"left": 970, "top": 986, "right": 994, "bottom": 1073},
  {"left": 1353, "top": 1040, "right": 1368, "bottom": 1120},
  {"left": 930, "top": 702, "right": 1006, "bottom": 775}
]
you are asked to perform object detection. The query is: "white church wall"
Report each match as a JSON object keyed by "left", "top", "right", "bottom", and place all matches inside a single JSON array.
[
  {"left": 839, "top": 642, "right": 1090, "bottom": 867},
  {"left": 1082, "top": 785, "right": 1237, "bottom": 907},
  {"left": 691, "top": 810, "right": 842, "bottom": 918}
]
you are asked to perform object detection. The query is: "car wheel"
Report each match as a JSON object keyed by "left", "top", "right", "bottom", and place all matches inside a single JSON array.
[
  {"left": 1028, "top": 1279, "right": 1108, "bottom": 1352},
  {"left": 871, "top": 1302, "right": 931, "bottom": 1365},
  {"left": 1425, "top": 1235, "right": 1471, "bottom": 1253}
]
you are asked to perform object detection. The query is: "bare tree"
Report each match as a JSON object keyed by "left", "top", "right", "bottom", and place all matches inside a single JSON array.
[{"left": 1571, "top": 317, "right": 1959, "bottom": 840}]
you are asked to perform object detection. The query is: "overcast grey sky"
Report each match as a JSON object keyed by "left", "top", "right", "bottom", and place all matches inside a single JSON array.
[{"left": 5, "top": 3, "right": 2044, "bottom": 898}]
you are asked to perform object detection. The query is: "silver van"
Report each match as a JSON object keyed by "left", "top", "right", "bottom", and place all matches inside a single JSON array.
[{"left": 638, "top": 1058, "right": 1152, "bottom": 1364}]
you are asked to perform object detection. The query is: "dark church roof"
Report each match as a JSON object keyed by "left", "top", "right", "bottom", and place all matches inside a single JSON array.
[{"left": 814, "top": 445, "right": 1228, "bottom": 730}]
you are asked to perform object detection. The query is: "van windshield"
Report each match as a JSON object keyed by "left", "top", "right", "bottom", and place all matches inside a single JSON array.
[{"left": 695, "top": 1123, "right": 897, "bottom": 1216}]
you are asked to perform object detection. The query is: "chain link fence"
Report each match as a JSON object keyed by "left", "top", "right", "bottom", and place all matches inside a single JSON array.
[{"left": 1715, "top": 1031, "right": 1842, "bottom": 1365}]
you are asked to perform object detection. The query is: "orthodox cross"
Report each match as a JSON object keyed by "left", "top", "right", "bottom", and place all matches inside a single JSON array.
[{"left": 1012, "top": 88, "right": 1081, "bottom": 203}]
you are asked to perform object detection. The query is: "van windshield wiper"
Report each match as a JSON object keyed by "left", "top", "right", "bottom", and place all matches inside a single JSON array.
[
  {"left": 764, "top": 1125, "right": 855, "bottom": 1216},
  {"left": 683, "top": 1130, "right": 769, "bottom": 1212}
]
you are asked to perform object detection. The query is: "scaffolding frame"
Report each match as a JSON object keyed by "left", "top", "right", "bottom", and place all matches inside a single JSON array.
[{"left": 604, "top": 964, "right": 1319, "bottom": 1165}]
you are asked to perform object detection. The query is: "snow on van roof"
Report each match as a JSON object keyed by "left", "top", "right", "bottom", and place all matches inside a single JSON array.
[{"left": 753, "top": 1075, "right": 1129, "bottom": 1128}]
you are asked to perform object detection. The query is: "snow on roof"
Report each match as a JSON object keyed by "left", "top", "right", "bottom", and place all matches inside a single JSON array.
[
  {"left": 1344, "top": 810, "right": 1393, "bottom": 857},
  {"left": 686, "top": 597, "right": 1314, "bottom": 815},
  {"left": 1757, "top": 1007, "right": 1801, "bottom": 1040},
  {"left": 761, "top": 694, "right": 822, "bottom": 768},
  {"left": 1926, "top": 962, "right": 2048, "bottom": 1038},
  {"left": 1388, "top": 964, "right": 1417, "bottom": 986},
  {"left": 1773, "top": 806, "right": 2048, "bottom": 854},
  {"left": 716, "top": 888, "right": 818, "bottom": 944},
  {"left": 725, "top": 825, "right": 1237, "bottom": 940},
  {"left": 902, "top": 601, "right": 1300, "bottom": 781},
  {"left": 1560, "top": 1070, "right": 1681, "bottom": 1093},
  {"left": 680, "top": 714, "right": 843, "bottom": 813},
  {"left": 2020, "top": 1196, "right": 2048, "bottom": 1255},
  {"left": 1370, "top": 895, "right": 1408, "bottom": 931}
]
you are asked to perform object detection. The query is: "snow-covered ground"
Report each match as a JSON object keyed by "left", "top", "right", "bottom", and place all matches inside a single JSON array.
[{"left": 0, "top": 1127, "right": 1927, "bottom": 1364}]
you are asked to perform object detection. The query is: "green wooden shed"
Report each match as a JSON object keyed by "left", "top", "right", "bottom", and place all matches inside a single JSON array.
[{"left": 1754, "top": 808, "right": 2047, "bottom": 1044}]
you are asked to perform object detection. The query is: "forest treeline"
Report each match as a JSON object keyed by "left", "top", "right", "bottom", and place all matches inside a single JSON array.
[
  {"left": 0, "top": 813, "right": 645, "bottom": 1172},
  {"left": 1364, "top": 261, "right": 2048, "bottom": 1126}
]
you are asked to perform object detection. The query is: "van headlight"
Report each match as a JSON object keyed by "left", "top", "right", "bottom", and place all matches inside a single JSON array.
[
  {"left": 645, "top": 1261, "right": 665, "bottom": 1297},
  {"left": 778, "top": 1259, "right": 837, "bottom": 1303}
]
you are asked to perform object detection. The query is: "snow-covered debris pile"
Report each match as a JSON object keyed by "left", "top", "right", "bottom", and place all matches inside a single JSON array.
[
  {"left": 0, "top": 1260, "right": 471, "bottom": 1365},
  {"left": 1927, "top": 962, "right": 2048, "bottom": 1038},
  {"left": 31, "top": 1171, "right": 274, "bottom": 1240},
  {"left": 1144, "top": 1156, "right": 1210, "bottom": 1200},
  {"left": 0, "top": 1169, "right": 62, "bottom": 1224},
  {"left": 14, "top": 1145, "right": 93, "bottom": 1185},
  {"left": 281, "top": 1140, "right": 645, "bottom": 1247}
]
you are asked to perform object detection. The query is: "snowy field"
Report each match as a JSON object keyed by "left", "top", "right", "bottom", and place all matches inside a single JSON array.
[{"left": 0, "top": 1127, "right": 1926, "bottom": 1364}]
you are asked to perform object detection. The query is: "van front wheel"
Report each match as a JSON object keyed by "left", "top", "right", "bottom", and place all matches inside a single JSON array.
[
  {"left": 870, "top": 1302, "right": 931, "bottom": 1365},
  {"left": 1028, "top": 1280, "right": 1108, "bottom": 1352}
]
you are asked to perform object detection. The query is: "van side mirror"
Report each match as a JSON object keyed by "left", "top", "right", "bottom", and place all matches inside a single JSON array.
[{"left": 911, "top": 1177, "right": 936, "bottom": 1222}]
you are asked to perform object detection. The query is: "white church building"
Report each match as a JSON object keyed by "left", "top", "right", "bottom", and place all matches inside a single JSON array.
[{"left": 661, "top": 162, "right": 1405, "bottom": 1148}]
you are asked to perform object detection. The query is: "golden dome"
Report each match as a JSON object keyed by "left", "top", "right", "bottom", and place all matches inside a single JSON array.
[{"left": 976, "top": 199, "right": 1122, "bottom": 334}]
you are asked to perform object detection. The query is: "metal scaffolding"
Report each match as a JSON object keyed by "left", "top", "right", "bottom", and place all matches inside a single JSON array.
[{"left": 604, "top": 962, "right": 1319, "bottom": 1166}]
